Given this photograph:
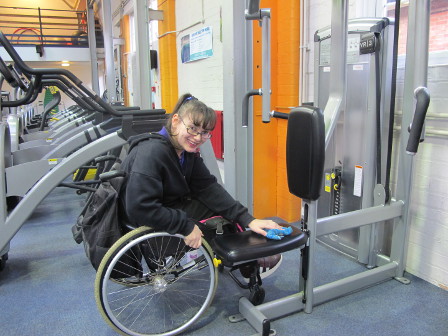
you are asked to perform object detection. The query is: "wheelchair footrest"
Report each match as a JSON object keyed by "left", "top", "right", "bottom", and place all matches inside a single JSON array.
[{"left": 214, "top": 225, "right": 307, "bottom": 264}]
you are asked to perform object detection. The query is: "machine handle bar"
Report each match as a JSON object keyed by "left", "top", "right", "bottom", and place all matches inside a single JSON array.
[
  {"left": 406, "top": 87, "right": 430, "bottom": 155},
  {"left": 242, "top": 89, "right": 262, "bottom": 127},
  {"left": 271, "top": 111, "right": 289, "bottom": 119},
  {"left": 1, "top": 77, "right": 38, "bottom": 107}
]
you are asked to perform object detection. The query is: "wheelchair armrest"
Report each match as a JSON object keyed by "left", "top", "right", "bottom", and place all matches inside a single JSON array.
[{"left": 213, "top": 225, "right": 307, "bottom": 265}]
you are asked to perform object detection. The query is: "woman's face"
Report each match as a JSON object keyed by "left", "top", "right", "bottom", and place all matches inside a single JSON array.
[{"left": 171, "top": 113, "right": 210, "bottom": 155}]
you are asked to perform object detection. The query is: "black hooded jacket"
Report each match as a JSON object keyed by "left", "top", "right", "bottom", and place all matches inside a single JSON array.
[{"left": 120, "top": 133, "right": 254, "bottom": 236}]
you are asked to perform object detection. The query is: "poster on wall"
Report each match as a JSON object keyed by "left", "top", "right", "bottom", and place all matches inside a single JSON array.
[{"left": 181, "top": 26, "right": 213, "bottom": 63}]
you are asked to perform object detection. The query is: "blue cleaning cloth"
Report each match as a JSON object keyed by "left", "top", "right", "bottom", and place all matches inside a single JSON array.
[{"left": 264, "top": 226, "right": 293, "bottom": 240}]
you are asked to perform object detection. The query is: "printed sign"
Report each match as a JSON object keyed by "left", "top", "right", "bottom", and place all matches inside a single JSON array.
[{"left": 181, "top": 26, "right": 213, "bottom": 63}]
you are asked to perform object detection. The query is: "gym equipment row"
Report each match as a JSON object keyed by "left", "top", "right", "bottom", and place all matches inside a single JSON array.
[{"left": 0, "top": 30, "right": 169, "bottom": 271}]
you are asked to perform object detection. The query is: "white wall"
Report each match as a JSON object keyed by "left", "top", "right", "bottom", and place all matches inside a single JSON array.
[
  {"left": 404, "top": 60, "right": 448, "bottom": 289},
  {"left": 176, "top": 0, "right": 224, "bottom": 111},
  {"left": 105, "top": 0, "right": 224, "bottom": 110}
]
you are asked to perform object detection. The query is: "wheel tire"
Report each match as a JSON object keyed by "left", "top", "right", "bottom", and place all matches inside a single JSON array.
[{"left": 94, "top": 226, "right": 218, "bottom": 336}]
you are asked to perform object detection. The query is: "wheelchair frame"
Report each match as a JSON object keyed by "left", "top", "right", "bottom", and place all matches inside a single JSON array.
[{"left": 93, "top": 224, "right": 308, "bottom": 336}]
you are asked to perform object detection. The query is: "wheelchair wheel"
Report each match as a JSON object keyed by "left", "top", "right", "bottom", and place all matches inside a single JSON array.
[{"left": 95, "top": 226, "right": 218, "bottom": 336}]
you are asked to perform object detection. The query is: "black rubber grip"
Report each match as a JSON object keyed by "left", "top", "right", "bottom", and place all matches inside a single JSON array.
[{"left": 406, "top": 87, "right": 430, "bottom": 155}]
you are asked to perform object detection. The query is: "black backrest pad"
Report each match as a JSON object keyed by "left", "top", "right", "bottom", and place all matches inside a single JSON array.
[{"left": 286, "top": 106, "right": 325, "bottom": 200}]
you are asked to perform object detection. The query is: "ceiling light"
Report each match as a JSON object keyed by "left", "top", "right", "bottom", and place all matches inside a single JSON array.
[{"left": 61, "top": 61, "right": 70, "bottom": 67}]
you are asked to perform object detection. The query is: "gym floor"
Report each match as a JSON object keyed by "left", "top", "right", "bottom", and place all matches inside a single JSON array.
[{"left": 1, "top": 186, "right": 447, "bottom": 336}]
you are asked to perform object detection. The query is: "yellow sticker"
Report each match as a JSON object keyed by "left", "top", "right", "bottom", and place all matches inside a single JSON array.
[
  {"left": 325, "top": 173, "right": 331, "bottom": 192},
  {"left": 48, "top": 159, "right": 58, "bottom": 165}
]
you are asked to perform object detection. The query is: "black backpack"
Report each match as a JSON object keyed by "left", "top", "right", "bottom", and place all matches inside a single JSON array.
[
  {"left": 82, "top": 173, "right": 125, "bottom": 268},
  {"left": 71, "top": 134, "right": 164, "bottom": 275},
  {"left": 72, "top": 171, "right": 141, "bottom": 277}
]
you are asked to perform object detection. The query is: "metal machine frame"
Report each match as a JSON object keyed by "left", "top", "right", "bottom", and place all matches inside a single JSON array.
[
  {"left": 0, "top": 128, "right": 127, "bottom": 256},
  {"left": 230, "top": 1, "right": 431, "bottom": 335}
]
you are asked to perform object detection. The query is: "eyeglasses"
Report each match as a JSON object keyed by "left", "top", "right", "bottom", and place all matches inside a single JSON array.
[{"left": 179, "top": 117, "right": 213, "bottom": 139}]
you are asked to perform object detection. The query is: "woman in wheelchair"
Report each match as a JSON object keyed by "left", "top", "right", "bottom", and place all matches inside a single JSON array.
[
  {"left": 120, "top": 93, "right": 284, "bottom": 273},
  {"left": 95, "top": 93, "right": 288, "bottom": 336}
]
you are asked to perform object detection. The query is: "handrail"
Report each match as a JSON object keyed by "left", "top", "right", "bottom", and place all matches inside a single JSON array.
[
  {"left": 7, "top": 64, "right": 28, "bottom": 91},
  {"left": 0, "top": 55, "right": 15, "bottom": 83},
  {"left": 0, "top": 5, "right": 102, "bottom": 47},
  {"left": 41, "top": 74, "right": 98, "bottom": 110},
  {"left": 1, "top": 77, "right": 38, "bottom": 107}
]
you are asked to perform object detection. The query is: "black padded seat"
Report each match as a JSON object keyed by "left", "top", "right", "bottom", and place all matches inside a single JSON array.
[
  {"left": 213, "top": 106, "right": 323, "bottom": 268},
  {"left": 214, "top": 225, "right": 307, "bottom": 265}
]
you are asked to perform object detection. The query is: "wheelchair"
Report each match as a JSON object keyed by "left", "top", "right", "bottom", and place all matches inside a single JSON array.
[
  {"left": 94, "top": 106, "right": 324, "bottom": 336},
  {"left": 94, "top": 224, "right": 307, "bottom": 336}
]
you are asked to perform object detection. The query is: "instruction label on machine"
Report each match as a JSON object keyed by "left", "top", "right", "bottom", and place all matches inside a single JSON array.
[
  {"left": 319, "top": 35, "right": 361, "bottom": 66},
  {"left": 353, "top": 165, "right": 363, "bottom": 197}
]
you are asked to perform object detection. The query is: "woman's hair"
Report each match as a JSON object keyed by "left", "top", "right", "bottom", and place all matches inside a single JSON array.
[{"left": 166, "top": 93, "right": 217, "bottom": 133}]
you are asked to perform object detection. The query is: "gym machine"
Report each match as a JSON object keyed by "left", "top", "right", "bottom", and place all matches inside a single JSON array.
[
  {"left": 229, "top": 1, "right": 431, "bottom": 335},
  {"left": 314, "top": 17, "right": 395, "bottom": 266}
]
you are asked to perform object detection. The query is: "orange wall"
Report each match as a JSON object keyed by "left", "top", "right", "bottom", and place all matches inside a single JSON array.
[
  {"left": 120, "top": 15, "right": 130, "bottom": 106},
  {"left": 253, "top": 0, "right": 301, "bottom": 221},
  {"left": 157, "top": 0, "right": 178, "bottom": 113},
  {"left": 155, "top": 0, "right": 302, "bottom": 221}
]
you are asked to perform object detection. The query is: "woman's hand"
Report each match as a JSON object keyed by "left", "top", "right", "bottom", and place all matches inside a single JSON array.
[
  {"left": 248, "top": 219, "right": 283, "bottom": 236},
  {"left": 184, "top": 225, "right": 203, "bottom": 248}
]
